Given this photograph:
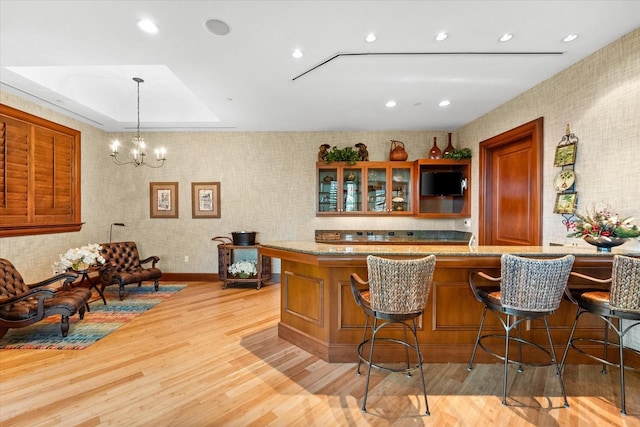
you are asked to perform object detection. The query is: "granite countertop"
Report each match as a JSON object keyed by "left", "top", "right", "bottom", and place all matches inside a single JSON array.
[{"left": 260, "top": 241, "right": 640, "bottom": 258}]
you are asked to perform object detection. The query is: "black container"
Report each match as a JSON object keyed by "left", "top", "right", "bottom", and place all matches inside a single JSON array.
[{"left": 231, "top": 231, "right": 257, "bottom": 246}]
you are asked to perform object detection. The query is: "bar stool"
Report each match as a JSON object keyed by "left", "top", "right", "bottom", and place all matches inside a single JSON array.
[
  {"left": 467, "top": 254, "right": 575, "bottom": 407},
  {"left": 560, "top": 254, "right": 640, "bottom": 415},
  {"left": 350, "top": 255, "right": 436, "bottom": 416}
]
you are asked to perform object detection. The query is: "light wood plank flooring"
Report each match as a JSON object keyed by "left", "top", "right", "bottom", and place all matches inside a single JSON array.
[{"left": 1, "top": 281, "right": 638, "bottom": 426}]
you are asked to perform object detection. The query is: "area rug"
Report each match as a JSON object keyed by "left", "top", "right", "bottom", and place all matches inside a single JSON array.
[{"left": 0, "top": 284, "right": 186, "bottom": 350}]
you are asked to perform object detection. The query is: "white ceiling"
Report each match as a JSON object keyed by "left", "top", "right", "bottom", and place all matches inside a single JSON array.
[{"left": 1, "top": 1, "right": 639, "bottom": 132}]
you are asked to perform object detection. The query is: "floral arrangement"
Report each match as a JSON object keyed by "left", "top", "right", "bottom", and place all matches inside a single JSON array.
[
  {"left": 228, "top": 260, "right": 257, "bottom": 277},
  {"left": 567, "top": 203, "right": 640, "bottom": 240},
  {"left": 59, "top": 243, "right": 106, "bottom": 271}
]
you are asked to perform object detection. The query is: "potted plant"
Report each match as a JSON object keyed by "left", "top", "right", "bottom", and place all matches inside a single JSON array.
[{"left": 324, "top": 146, "right": 360, "bottom": 164}]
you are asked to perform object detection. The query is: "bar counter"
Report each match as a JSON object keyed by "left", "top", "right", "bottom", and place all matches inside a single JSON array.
[{"left": 259, "top": 241, "right": 639, "bottom": 363}]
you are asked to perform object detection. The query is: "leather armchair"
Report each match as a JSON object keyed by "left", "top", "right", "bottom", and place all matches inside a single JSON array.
[
  {"left": 98, "top": 242, "right": 161, "bottom": 301},
  {"left": 0, "top": 258, "right": 91, "bottom": 338}
]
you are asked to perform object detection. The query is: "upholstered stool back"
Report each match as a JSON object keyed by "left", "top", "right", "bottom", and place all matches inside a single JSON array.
[
  {"left": 366, "top": 255, "right": 436, "bottom": 315},
  {"left": 500, "top": 254, "right": 575, "bottom": 312},
  {"left": 610, "top": 255, "right": 640, "bottom": 312}
]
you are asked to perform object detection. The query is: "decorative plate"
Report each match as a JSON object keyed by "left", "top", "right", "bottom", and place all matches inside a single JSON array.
[{"left": 553, "top": 170, "right": 575, "bottom": 192}]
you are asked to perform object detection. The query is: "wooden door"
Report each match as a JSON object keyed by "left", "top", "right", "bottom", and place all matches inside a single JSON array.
[{"left": 478, "top": 118, "right": 543, "bottom": 246}]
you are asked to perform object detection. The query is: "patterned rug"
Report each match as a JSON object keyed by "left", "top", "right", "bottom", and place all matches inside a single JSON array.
[{"left": 0, "top": 284, "right": 186, "bottom": 350}]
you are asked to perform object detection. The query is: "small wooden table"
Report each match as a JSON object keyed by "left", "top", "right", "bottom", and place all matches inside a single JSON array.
[
  {"left": 212, "top": 237, "right": 272, "bottom": 289},
  {"left": 64, "top": 266, "right": 107, "bottom": 305}
]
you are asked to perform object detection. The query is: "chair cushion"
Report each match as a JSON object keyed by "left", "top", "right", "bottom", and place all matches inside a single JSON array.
[
  {"left": 359, "top": 290, "right": 371, "bottom": 307},
  {"left": 112, "top": 268, "right": 162, "bottom": 285},
  {"left": 0, "top": 288, "right": 90, "bottom": 321},
  {"left": 45, "top": 288, "right": 93, "bottom": 311},
  {"left": 574, "top": 290, "right": 611, "bottom": 308},
  {"left": 0, "top": 298, "right": 42, "bottom": 320},
  {"left": 478, "top": 288, "right": 502, "bottom": 305}
]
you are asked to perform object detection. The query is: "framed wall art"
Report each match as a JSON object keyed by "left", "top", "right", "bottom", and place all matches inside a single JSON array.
[
  {"left": 553, "top": 192, "right": 578, "bottom": 214},
  {"left": 150, "top": 182, "right": 179, "bottom": 218},
  {"left": 191, "top": 182, "right": 221, "bottom": 218},
  {"left": 553, "top": 142, "right": 577, "bottom": 167}
]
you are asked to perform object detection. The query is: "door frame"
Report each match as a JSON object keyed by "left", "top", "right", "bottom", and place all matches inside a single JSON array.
[{"left": 478, "top": 118, "right": 544, "bottom": 245}]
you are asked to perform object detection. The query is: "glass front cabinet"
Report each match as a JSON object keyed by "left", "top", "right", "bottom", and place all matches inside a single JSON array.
[{"left": 317, "top": 162, "right": 413, "bottom": 216}]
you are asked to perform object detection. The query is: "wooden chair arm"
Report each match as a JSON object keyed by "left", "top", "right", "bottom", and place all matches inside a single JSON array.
[
  {"left": 140, "top": 256, "right": 160, "bottom": 268},
  {"left": 350, "top": 273, "right": 369, "bottom": 308},
  {"left": 468, "top": 271, "right": 501, "bottom": 303},
  {"left": 28, "top": 271, "right": 78, "bottom": 290},
  {"left": 570, "top": 271, "right": 612, "bottom": 284},
  {"left": 0, "top": 287, "right": 54, "bottom": 309}
]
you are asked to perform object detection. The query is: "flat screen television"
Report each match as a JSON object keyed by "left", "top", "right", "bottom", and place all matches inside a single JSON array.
[{"left": 420, "top": 171, "right": 465, "bottom": 196}]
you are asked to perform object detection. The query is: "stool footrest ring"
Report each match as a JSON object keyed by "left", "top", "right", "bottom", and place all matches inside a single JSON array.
[
  {"left": 568, "top": 338, "right": 640, "bottom": 371},
  {"left": 357, "top": 337, "right": 424, "bottom": 374},
  {"left": 478, "top": 334, "right": 556, "bottom": 368}
]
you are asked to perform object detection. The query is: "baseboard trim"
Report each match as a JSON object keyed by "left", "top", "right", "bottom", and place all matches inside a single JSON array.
[{"left": 160, "top": 273, "right": 281, "bottom": 283}]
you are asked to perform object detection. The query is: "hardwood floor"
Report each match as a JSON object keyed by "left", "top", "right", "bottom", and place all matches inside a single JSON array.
[{"left": 1, "top": 281, "right": 638, "bottom": 426}]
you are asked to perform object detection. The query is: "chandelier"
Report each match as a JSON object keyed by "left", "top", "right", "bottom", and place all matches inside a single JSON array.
[{"left": 110, "top": 77, "right": 166, "bottom": 168}]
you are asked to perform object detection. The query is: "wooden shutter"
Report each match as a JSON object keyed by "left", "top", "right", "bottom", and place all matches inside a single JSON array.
[
  {"left": 33, "top": 126, "right": 75, "bottom": 221},
  {"left": 0, "top": 115, "right": 29, "bottom": 224},
  {"left": 0, "top": 104, "right": 81, "bottom": 237}
]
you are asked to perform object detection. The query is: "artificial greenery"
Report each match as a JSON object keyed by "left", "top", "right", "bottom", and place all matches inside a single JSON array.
[
  {"left": 443, "top": 148, "right": 472, "bottom": 160},
  {"left": 324, "top": 146, "right": 360, "bottom": 164}
]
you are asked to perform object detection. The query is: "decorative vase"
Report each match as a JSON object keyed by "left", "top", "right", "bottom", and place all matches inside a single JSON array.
[
  {"left": 73, "top": 261, "right": 89, "bottom": 271},
  {"left": 428, "top": 137, "right": 441, "bottom": 159},
  {"left": 443, "top": 132, "right": 455, "bottom": 158},
  {"left": 583, "top": 235, "right": 626, "bottom": 252},
  {"left": 389, "top": 140, "right": 408, "bottom": 161},
  {"left": 238, "top": 272, "right": 250, "bottom": 279}
]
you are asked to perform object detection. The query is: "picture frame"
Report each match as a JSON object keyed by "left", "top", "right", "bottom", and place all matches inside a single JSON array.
[
  {"left": 150, "top": 182, "right": 179, "bottom": 218},
  {"left": 191, "top": 182, "right": 221, "bottom": 218},
  {"left": 553, "top": 142, "right": 577, "bottom": 167},
  {"left": 553, "top": 192, "right": 578, "bottom": 214}
]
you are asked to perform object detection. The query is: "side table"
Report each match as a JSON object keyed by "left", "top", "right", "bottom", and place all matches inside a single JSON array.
[
  {"left": 212, "top": 237, "right": 272, "bottom": 289},
  {"left": 63, "top": 266, "right": 107, "bottom": 305}
]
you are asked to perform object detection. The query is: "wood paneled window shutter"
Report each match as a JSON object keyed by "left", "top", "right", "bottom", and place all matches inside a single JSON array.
[{"left": 1, "top": 104, "right": 82, "bottom": 237}]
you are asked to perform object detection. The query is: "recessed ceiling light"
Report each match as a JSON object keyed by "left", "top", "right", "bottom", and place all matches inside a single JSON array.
[
  {"left": 439, "top": 100, "right": 451, "bottom": 107},
  {"left": 137, "top": 19, "right": 158, "bottom": 34},
  {"left": 563, "top": 34, "right": 579, "bottom": 42},
  {"left": 292, "top": 49, "right": 303, "bottom": 59},
  {"left": 386, "top": 100, "right": 397, "bottom": 108},
  {"left": 365, "top": 33, "right": 377, "bottom": 43},
  {"left": 499, "top": 33, "right": 513, "bottom": 42},
  {"left": 204, "top": 19, "right": 230, "bottom": 36},
  {"left": 435, "top": 32, "right": 448, "bottom": 41}
]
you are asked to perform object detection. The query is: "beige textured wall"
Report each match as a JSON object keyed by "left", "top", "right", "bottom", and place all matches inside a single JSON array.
[
  {"left": 0, "top": 97, "right": 457, "bottom": 279},
  {"left": 457, "top": 28, "right": 640, "bottom": 251},
  {"left": 2, "top": 28, "right": 639, "bottom": 281}
]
